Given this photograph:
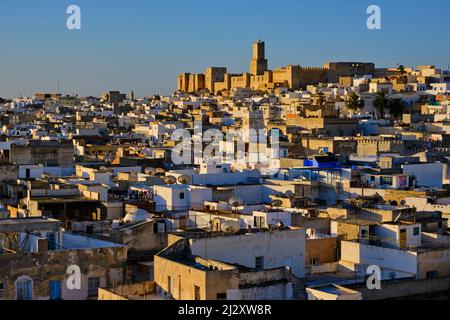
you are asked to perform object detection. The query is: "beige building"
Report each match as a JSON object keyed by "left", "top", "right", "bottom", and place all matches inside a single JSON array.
[
  {"left": 154, "top": 238, "right": 298, "bottom": 300},
  {"left": 178, "top": 41, "right": 374, "bottom": 94}
]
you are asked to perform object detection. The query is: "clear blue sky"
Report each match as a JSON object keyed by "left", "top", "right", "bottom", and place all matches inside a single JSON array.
[{"left": 0, "top": 0, "right": 449, "bottom": 98}]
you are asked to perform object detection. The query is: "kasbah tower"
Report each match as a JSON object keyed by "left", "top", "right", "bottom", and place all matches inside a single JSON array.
[{"left": 177, "top": 40, "right": 375, "bottom": 94}]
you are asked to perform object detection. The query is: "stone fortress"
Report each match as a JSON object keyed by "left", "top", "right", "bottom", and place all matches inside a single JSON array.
[{"left": 178, "top": 40, "right": 375, "bottom": 94}]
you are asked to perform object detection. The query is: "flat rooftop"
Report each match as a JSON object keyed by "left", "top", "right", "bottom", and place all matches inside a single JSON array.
[
  {"left": 336, "top": 218, "right": 379, "bottom": 226},
  {"left": 29, "top": 197, "right": 99, "bottom": 204},
  {"left": 0, "top": 218, "right": 61, "bottom": 233},
  {"left": 312, "top": 284, "right": 359, "bottom": 296}
]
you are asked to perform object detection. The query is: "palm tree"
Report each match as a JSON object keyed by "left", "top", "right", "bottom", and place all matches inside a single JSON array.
[
  {"left": 346, "top": 93, "right": 365, "bottom": 113},
  {"left": 388, "top": 98, "right": 405, "bottom": 120},
  {"left": 373, "top": 91, "right": 390, "bottom": 119}
]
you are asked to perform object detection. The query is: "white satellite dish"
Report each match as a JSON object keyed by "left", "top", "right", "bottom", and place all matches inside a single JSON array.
[{"left": 221, "top": 221, "right": 240, "bottom": 234}]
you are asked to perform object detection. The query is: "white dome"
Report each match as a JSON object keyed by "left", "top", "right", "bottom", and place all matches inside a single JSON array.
[{"left": 123, "top": 208, "right": 151, "bottom": 224}]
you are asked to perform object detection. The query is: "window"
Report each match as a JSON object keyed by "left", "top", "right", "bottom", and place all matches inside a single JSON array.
[
  {"left": 194, "top": 285, "right": 201, "bottom": 300},
  {"left": 255, "top": 256, "right": 265, "bottom": 270},
  {"left": 50, "top": 280, "right": 62, "bottom": 300},
  {"left": 16, "top": 279, "right": 33, "bottom": 300},
  {"left": 47, "top": 232, "right": 56, "bottom": 250},
  {"left": 88, "top": 277, "right": 100, "bottom": 298},
  {"left": 413, "top": 227, "right": 420, "bottom": 236},
  {"left": 380, "top": 176, "right": 393, "bottom": 186},
  {"left": 167, "top": 276, "right": 173, "bottom": 296},
  {"left": 310, "top": 258, "right": 319, "bottom": 266},
  {"left": 254, "top": 216, "right": 266, "bottom": 228},
  {"left": 0, "top": 282, "right": 5, "bottom": 291},
  {"left": 179, "top": 192, "right": 185, "bottom": 200},
  {"left": 426, "top": 271, "right": 439, "bottom": 279},
  {"left": 217, "top": 293, "right": 227, "bottom": 300}
]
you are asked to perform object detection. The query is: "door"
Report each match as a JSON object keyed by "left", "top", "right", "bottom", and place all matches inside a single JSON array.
[
  {"left": 50, "top": 280, "right": 62, "bottom": 300},
  {"left": 16, "top": 280, "right": 32, "bottom": 300},
  {"left": 400, "top": 229, "right": 407, "bottom": 249}
]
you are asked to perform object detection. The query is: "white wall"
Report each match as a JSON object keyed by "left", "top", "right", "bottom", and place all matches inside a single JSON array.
[
  {"left": 190, "top": 229, "right": 306, "bottom": 278},
  {"left": 154, "top": 185, "right": 189, "bottom": 212},
  {"left": 340, "top": 241, "right": 418, "bottom": 276},
  {"left": 19, "top": 165, "right": 44, "bottom": 179},
  {"left": 253, "top": 211, "right": 292, "bottom": 228}
]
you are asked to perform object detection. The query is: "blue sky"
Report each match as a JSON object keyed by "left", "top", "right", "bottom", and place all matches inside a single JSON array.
[{"left": 0, "top": 0, "right": 449, "bottom": 98}]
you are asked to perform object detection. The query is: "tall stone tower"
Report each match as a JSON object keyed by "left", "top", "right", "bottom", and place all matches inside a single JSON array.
[{"left": 250, "top": 40, "right": 268, "bottom": 76}]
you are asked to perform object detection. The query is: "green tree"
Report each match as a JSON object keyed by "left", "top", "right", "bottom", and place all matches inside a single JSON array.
[
  {"left": 346, "top": 93, "right": 365, "bottom": 112},
  {"left": 373, "top": 91, "right": 390, "bottom": 119}
]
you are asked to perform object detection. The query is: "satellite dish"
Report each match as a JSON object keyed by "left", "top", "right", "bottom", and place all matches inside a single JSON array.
[
  {"left": 271, "top": 200, "right": 283, "bottom": 208},
  {"left": 221, "top": 221, "right": 240, "bottom": 234},
  {"left": 154, "top": 168, "right": 166, "bottom": 176},
  {"left": 177, "top": 175, "right": 191, "bottom": 185},
  {"left": 164, "top": 176, "right": 177, "bottom": 185},
  {"left": 229, "top": 197, "right": 244, "bottom": 208},
  {"left": 144, "top": 167, "right": 155, "bottom": 175}
]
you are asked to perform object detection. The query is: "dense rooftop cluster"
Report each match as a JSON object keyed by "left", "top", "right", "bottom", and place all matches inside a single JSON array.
[{"left": 1, "top": 42, "right": 450, "bottom": 301}]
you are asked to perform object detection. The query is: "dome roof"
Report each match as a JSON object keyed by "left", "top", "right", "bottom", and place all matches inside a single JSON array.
[{"left": 123, "top": 208, "right": 151, "bottom": 224}]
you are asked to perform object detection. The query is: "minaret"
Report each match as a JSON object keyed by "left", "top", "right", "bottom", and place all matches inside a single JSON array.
[{"left": 250, "top": 40, "right": 268, "bottom": 76}]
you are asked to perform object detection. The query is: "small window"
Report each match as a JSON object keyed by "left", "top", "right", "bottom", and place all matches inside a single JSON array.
[
  {"left": 413, "top": 227, "right": 420, "bottom": 236},
  {"left": 0, "top": 282, "right": 5, "bottom": 291},
  {"left": 310, "top": 258, "right": 319, "bottom": 266},
  {"left": 255, "top": 256, "right": 265, "bottom": 270},
  {"left": 217, "top": 293, "right": 227, "bottom": 300},
  {"left": 361, "top": 230, "right": 369, "bottom": 239},
  {"left": 194, "top": 285, "right": 201, "bottom": 300},
  {"left": 88, "top": 277, "right": 100, "bottom": 298},
  {"left": 167, "top": 276, "right": 173, "bottom": 295},
  {"left": 179, "top": 192, "right": 185, "bottom": 200},
  {"left": 426, "top": 271, "right": 439, "bottom": 279}
]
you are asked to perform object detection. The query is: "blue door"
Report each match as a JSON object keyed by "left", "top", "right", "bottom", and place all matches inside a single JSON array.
[
  {"left": 50, "top": 280, "right": 62, "bottom": 300},
  {"left": 16, "top": 280, "right": 32, "bottom": 300}
]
